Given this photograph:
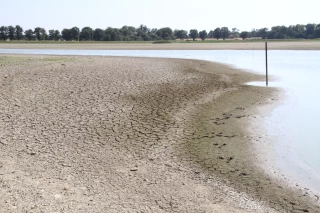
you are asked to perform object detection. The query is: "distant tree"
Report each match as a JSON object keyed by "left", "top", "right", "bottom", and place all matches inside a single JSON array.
[
  {"left": 34, "top": 27, "right": 46, "bottom": 40},
  {"left": 137, "top": 29, "right": 151, "bottom": 41},
  {"left": 267, "top": 26, "right": 288, "bottom": 39},
  {"left": 61, "top": 28, "right": 72, "bottom": 41},
  {"left": 119, "top": 25, "right": 136, "bottom": 40},
  {"left": 54, "top": 30, "right": 61, "bottom": 40},
  {"left": 24, "top": 29, "right": 34, "bottom": 41},
  {"left": 150, "top": 28, "right": 157, "bottom": 34},
  {"left": 48, "top": 30, "right": 61, "bottom": 41},
  {"left": 174, "top": 29, "right": 188, "bottom": 40},
  {"left": 0, "top": 26, "right": 9, "bottom": 40},
  {"left": 139, "top": 24, "right": 150, "bottom": 33},
  {"left": 93, "top": 28, "right": 104, "bottom": 41},
  {"left": 15, "top": 25, "right": 23, "bottom": 40},
  {"left": 199, "top": 30, "right": 207, "bottom": 41},
  {"left": 156, "top": 27, "right": 175, "bottom": 40},
  {"left": 104, "top": 27, "right": 120, "bottom": 41},
  {"left": 258, "top": 28, "right": 269, "bottom": 39},
  {"left": 70, "top": 27, "right": 80, "bottom": 41},
  {"left": 287, "top": 24, "right": 305, "bottom": 38},
  {"left": 40, "top": 28, "right": 47, "bottom": 40},
  {"left": 119, "top": 25, "right": 136, "bottom": 41},
  {"left": 136, "top": 25, "right": 152, "bottom": 41},
  {"left": 213, "top": 28, "right": 221, "bottom": 40},
  {"left": 250, "top": 29, "right": 258, "bottom": 37},
  {"left": 221, "top": 27, "right": 230, "bottom": 40},
  {"left": 314, "top": 24, "right": 320, "bottom": 38},
  {"left": 8, "top": 26, "right": 16, "bottom": 40},
  {"left": 189, "top": 29, "right": 199, "bottom": 41},
  {"left": 148, "top": 33, "right": 161, "bottom": 41},
  {"left": 231, "top": 28, "right": 239, "bottom": 38},
  {"left": 48, "top": 30, "right": 55, "bottom": 40},
  {"left": 80, "top": 27, "right": 93, "bottom": 41},
  {"left": 208, "top": 30, "right": 214, "bottom": 38},
  {"left": 240, "top": 31, "right": 251, "bottom": 40},
  {"left": 305, "top": 23, "right": 316, "bottom": 39}
]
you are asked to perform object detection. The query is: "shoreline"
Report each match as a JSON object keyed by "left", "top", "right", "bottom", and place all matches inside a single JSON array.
[
  {"left": 0, "top": 55, "right": 319, "bottom": 212},
  {"left": 1, "top": 41, "right": 320, "bottom": 50}
]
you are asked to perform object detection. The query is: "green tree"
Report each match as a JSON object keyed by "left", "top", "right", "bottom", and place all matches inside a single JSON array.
[
  {"left": 80, "top": 27, "right": 93, "bottom": 41},
  {"left": 34, "top": 27, "right": 46, "bottom": 40},
  {"left": 70, "top": 27, "right": 80, "bottom": 41},
  {"left": 305, "top": 23, "right": 316, "bottom": 39},
  {"left": 8, "top": 26, "right": 16, "bottom": 40},
  {"left": 40, "top": 28, "right": 47, "bottom": 40},
  {"left": 221, "top": 27, "right": 230, "bottom": 40},
  {"left": 199, "top": 30, "right": 207, "bottom": 41},
  {"left": 139, "top": 24, "right": 149, "bottom": 33},
  {"left": 268, "top": 26, "right": 288, "bottom": 39},
  {"left": 156, "top": 27, "right": 175, "bottom": 40},
  {"left": 189, "top": 29, "right": 199, "bottom": 41},
  {"left": 208, "top": 30, "right": 214, "bottom": 38},
  {"left": 174, "top": 29, "right": 188, "bottom": 40},
  {"left": 240, "top": 31, "right": 250, "bottom": 40},
  {"left": 48, "top": 30, "right": 61, "bottom": 40},
  {"left": 251, "top": 29, "right": 260, "bottom": 37},
  {"left": 119, "top": 25, "right": 136, "bottom": 40},
  {"left": 231, "top": 28, "right": 239, "bottom": 38},
  {"left": 104, "top": 27, "right": 120, "bottom": 41},
  {"left": 287, "top": 24, "right": 305, "bottom": 38},
  {"left": 24, "top": 29, "right": 34, "bottom": 41},
  {"left": 213, "top": 28, "right": 221, "bottom": 40},
  {"left": 61, "top": 28, "right": 72, "bottom": 41},
  {"left": 93, "top": 28, "right": 105, "bottom": 41},
  {"left": 54, "top": 30, "right": 61, "bottom": 40},
  {"left": 0, "top": 26, "right": 9, "bottom": 40},
  {"left": 48, "top": 30, "right": 55, "bottom": 40},
  {"left": 314, "top": 24, "right": 320, "bottom": 38},
  {"left": 258, "top": 28, "right": 269, "bottom": 39},
  {"left": 15, "top": 25, "right": 23, "bottom": 40}
]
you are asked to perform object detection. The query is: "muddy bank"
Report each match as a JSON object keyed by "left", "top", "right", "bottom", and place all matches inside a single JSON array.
[{"left": 0, "top": 55, "right": 318, "bottom": 212}]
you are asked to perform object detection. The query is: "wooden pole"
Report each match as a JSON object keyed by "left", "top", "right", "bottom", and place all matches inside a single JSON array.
[{"left": 266, "top": 42, "right": 268, "bottom": 86}]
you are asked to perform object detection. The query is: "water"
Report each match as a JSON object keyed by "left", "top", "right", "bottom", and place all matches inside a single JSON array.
[{"left": 1, "top": 49, "right": 320, "bottom": 191}]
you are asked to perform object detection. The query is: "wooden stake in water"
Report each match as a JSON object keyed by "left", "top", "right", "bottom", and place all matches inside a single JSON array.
[{"left": 265, "top": 42, "right": 268, "bottom": 86}]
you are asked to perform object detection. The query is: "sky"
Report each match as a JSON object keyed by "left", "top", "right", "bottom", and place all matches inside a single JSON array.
[{"left": 1, "top": 0, "right": 320, "bottom": 32}]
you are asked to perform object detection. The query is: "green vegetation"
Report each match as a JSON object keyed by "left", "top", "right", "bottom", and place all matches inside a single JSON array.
[
  {"left": 189, "top": 29, "right": 199, "bottom": 41},
  {"left": 41, "top": 57, "right": 72, "bottom": 62},
  {"left": 0, "top": 55, "right": 32, "bottom": 66},
  {"left": 240, "top": 31, "right": 250, "bottom": 40},
  {"left": 199, "top": 30, "right": 207, "bottom": 41},
  {"left": 0, "top": 23, "right": 320, "bottom": 42},
  {"left": 152, "top": 40, "right": 172, "bottom": 44}
]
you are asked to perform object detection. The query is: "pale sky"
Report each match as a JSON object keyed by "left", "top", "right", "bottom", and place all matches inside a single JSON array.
[{"left": 1, "top": 0, "right": 320, "bottom": 32}]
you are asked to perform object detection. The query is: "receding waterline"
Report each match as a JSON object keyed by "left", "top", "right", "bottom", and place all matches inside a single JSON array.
[{"left": 1, "top": 48, "right": 320, "bottom": 192}]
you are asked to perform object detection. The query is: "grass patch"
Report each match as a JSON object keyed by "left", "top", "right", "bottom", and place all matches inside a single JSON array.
[
  {"left": 0, "top": 56, "right": 33, "bottom": 66},
  {"left": 41, "top": 57, "right": 72, "bottom": 62},
  {"left": 0, "top": 56, "right": 73, "bottom": 67},
  {"left": 152, "top": 40, "right": 172, "bottom": 44}
]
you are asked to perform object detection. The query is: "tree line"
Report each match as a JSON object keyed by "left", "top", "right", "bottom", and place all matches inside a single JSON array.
[{"left": 1, "top": 23, "right": 320, "bottom": 42}]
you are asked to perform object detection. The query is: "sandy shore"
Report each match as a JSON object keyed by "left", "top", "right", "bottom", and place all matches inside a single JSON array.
[
  {"left": 0, "top": 41, "right": 320, "bottom": 50},
  {"left": 0, "top": 55, "right": 319, "bottom": 212}
]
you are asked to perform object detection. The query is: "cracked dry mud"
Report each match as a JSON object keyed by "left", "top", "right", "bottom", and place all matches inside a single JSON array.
[{"left": 0, "top": 55, "right": 319, "bottom": 212}]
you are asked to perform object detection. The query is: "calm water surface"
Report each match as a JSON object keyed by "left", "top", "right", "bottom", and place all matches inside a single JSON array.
[{"left": 1, "top": 49, "right": 320, "bottom": 191}]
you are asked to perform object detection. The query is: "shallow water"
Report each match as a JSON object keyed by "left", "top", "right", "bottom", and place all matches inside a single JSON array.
[{"left": 1, "top": 48, "right": 320, "bottom": 191}]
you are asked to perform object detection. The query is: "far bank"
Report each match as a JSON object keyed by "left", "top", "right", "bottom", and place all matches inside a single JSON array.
[{"left": 1, "top": 41, "right": 320, "bottom": 50}]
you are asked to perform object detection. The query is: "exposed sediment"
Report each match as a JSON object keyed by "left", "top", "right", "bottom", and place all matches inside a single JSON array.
[{"left": 0, "top": 55, "right": 319, "bottom": 212}]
